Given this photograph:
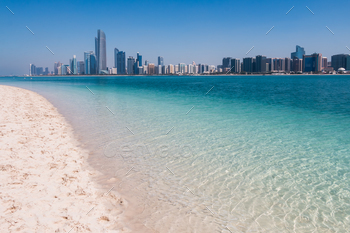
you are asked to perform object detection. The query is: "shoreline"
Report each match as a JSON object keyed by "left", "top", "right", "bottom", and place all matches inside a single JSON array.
[{"left": 0, "top": 85, "right": 132, "bottom": 232}]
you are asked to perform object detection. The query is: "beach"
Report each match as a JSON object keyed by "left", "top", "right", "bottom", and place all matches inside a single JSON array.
[{"left": 0, "top": 85, "right": 131, "bottom": 232}]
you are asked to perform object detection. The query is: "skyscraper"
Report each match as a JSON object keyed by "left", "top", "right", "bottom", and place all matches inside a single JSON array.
[
  {"left": 303, "top": 53, "right": 322, "bottom": 72},
  {"left": 158, "top": 56, "right": 164, "bottom": 66},
  {"left": 331, "top": 54, "right": 348, "bottom": 71},
  {"left": 148, "top": 63, "right": 155, "bottom": 75},
  {"left": 77, "top": 61, "right": 85, "bottom": 75},
  {"left": 242, "top": 57, "right": 254, "bottom": 73},
  {"left": 95, "top": 29, "right": 107, "bottom": 73},
  {"left": 127, "top": 56, "right": 135, "bottom": 75},
  {"left": 229, "top": 58, "right": 240, "bottom": 73},
  {"left": 135, "top": 52, "right": 142, "bottom": 74},
  {"left": 70, "top": 55, "right": 77, "bottom": 74},
  {"left": 222, "top": 57, "right": 232, "bottom": 72},
  {"left": 291, "top": 45, "right": 305, "bottom": 59},
  {"left": 256, "top": 55, "right": 267, "bottom": 73},
  {"left": 30, "top": 64, "right": 36, "bottom": 76},
  {"left": 114, "top": 48, "right": 126, "bottom": 74},
  {"left": 84, "top": 51, "right": 97, "bottom": 75}
]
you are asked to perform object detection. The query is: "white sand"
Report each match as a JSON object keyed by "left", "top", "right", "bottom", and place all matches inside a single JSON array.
[{"left": 0, "top": 85, "right": 132, "bottom": 232}]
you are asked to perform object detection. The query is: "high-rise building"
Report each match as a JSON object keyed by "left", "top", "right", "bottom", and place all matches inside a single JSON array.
[
  {"left": 291, "top": 45, "right": 305, "bottom": 59},
  {"left": 179, "top": 63, "right": 186, "bottom": 74},
  {"left": 266, "top": 58, "right": 273, "bottom": 72},
  {"left": 148, "top": 63, "right": 155, "bottom": 75},
  {"left": 70, "top": 55, "right": 77, "bottom": 74},
  {"left": 36, "top": 67, "right": 43, "bottom": 75},
  {"left": 54, "top": 62, "right": 62, "bottom": 75},
  {"left": 331, "top": 54, "right": 348, "bottom": 71},
  {"left": 242, "top": 57, "right": 254, "bottom": 73},
  {"left": 284, "top": 58, "right": 291, "bottom": 72},
  {"left": 222, "top": 57, "right": 232, "bottom": 72},
  {"left": 228, "top": 58, "right": 240, "bottom": 73},
  {"left": 168, "top": 64, "right": 174, "bottom": 74},
  {"left": 292, "top": 58, "right": 303, "bottom": 72},
  {"left": 322, "top": 57, "right": 328, "bottom": 69},
  {"left": 77, "top": 61, "right": 85, "bottom": 75},
  {"left": 127, "top": 56, "right": 135, "bottom": 75},
  {"left": 162, "top": 65, "right": 167, "bottom": 74},
  {"left": 256, "top": 55, "right": 267, "bottom": 73},
  {"left": 303, "top": 53, "right": 322, "bottom": 72},
  {"left": 84, "top": 51, "right": 97, "bottom": 75},
  {"left": 30, "top": 64, "right": 36, "bottom": 76},
  {"left": 135, "top": 52, "right": 142, "bottom": 74},
  {"left": 158, "top": 56, "right": 164, "bottom": 66},
  {"left": 44, "top": 67, "right": 49, "bottom": 75},
  {"left": 114, "top": 48, "right": 126, "bottom": 75},
  {"left": 272, "top": 58, "right": 285, "bottom": 72},
  {"left": 95, "top": 29, "right": 107, "bottom": 74}
]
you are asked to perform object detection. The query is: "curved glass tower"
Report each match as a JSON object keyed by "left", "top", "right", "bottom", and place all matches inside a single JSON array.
[{"left": 95, "top": 29, "right": 107, "bottom": 73}]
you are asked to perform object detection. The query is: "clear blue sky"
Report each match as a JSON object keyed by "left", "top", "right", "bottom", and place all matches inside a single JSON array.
[{"left": 1, "top": 0, "right": 349, "bottom": 75}]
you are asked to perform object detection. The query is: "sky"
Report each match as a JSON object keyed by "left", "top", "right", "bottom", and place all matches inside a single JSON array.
[{"left": 1, "top": 0, "right": 350, "bottom": 75}]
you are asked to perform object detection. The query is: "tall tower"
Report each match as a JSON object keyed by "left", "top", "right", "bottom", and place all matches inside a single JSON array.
[
  {"left": 95, "top": 29, "right": 107, "bottom": 73},
  {"left": 158, "top": 56, "right": 164, "bottom": 66}
]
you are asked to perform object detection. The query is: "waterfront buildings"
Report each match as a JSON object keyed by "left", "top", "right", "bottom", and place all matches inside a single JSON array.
[
  {"left": 95, "top": 29, "right": 107, "bottom": 74},
  {"left": 114, "top": 48, "right": 126, "bottom": 74},
  {"left": 291, "top": 45, "right": 305, "bottom": 59},
  {"left": 84, "top": 51, "right": 96, "bottom": 75},
  {"left": 158, "top": 56, "right": 164, "bottom": 66},
  {"left": 331, "top": 54, "right": 350, "bottom": 71},
  {"left": 127, "top": 56, "right": 135, "bottom": 75},
  {"left": 303, "top": 53, "right": 322, "bottom": 73},
  {"left": 256, "top": 55, "right": 267, "bottom": 73}
]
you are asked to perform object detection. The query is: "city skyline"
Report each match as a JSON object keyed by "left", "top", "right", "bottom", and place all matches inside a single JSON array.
[{"left": 1, "top": 0, "right": 350, "bottom": 75}]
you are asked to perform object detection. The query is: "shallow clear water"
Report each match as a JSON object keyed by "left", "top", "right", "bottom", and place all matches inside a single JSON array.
[{"left": 2, "top": 75, "right": 350, "bottom": 232}]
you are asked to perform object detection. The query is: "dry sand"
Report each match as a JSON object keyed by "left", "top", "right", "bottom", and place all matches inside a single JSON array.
[{"left": 0, "top": 85, "right": 132, "bottom": 232}]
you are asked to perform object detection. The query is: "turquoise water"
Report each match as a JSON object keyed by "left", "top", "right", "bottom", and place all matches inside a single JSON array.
[{"left": 2, "top": 75, "right": 350, "bottom": 232}]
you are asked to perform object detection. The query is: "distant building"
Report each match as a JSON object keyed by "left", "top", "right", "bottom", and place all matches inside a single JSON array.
[
  {"left": 162, "top": 65, "right": 167, "bottom": 74},
  {"left": 30, "top": 64, "right": 36, "bottom": 76},
  {"left": 256, "top": 55, "right": 267, "bottom": 73},
  {"left": 179, "top": 63, "right": 186, "bottom": 73},
  {"left": 95, "top": 29, "right": 107, "bottom": 73},
  {"left": 70, "top": 55, "right": 77, "bottom": 74},
  {"left": 158, "top": 56, "right": 164, "bottom": 66},
  {"left": 242, "top": 57, "right": 254, "bottom": 73},
  {"left": 109, "top": 68, "right": 117, "bottom": 74},
  {"left": 292, "top": 58, "right": 303, "bottom": 72},
  {"left": 77, "top": 61, "right": 85, "bottom": 75},
  {"left": 273, "top": 58, "right": 285, "bottom": 72},
  {"left": 222, "top": 57, "right": 232, "bottom": 71},
  {"left": 229, "top": 58, "right": 240, "bottom": 73},
  {"left": 36, "top": 67, "right": 43, "bottom": 75},
  {"left": 291, "top": 45, "right": 305, "bottom": 59},
  {"left": 127, "top": 57, "right": 135, "bottom": 75},
  {"left": 44, "top": 67, "right": 49, "bottom": 75},
  {"left": 303, "top": 53, "right": 322, "bottom": 72},
  {"left": 168, "top": 64, "right": 174, "bottom": 74},
  {"left": 322, "top": 57, "right": 328, "bottom": 69},
  {"left": 84, "top": 51, "right": 97, "bottom": 75},
  {"left": 148, "top": 63, "right": 155, "bottom": 75},
  {"left": 285, "top": 58, "right": 291, "bottom": 72},
  {"left": 266, "top": 58, "right": 274, "bottom": 72},
  {"left": 114, "top": 48, "right": 126, "bottom": 74},
  {"left": 135, "top": 53, "right": 142, "bottom": 74},
  {"left": 331, "top": 54, "right": 349, "bottom": 71}
]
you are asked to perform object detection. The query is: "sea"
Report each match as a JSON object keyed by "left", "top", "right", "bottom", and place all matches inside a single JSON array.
[{"left": 1, "top": 75, "right": 350, "bottom": 232}]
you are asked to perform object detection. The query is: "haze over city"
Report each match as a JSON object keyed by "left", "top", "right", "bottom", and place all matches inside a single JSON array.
[{"left": 1, "top": 0, "right": 350, "bottom": 75}]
